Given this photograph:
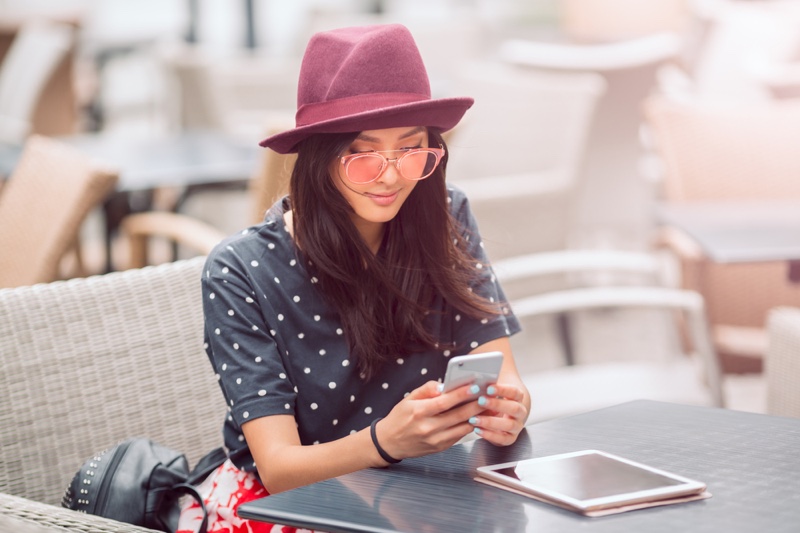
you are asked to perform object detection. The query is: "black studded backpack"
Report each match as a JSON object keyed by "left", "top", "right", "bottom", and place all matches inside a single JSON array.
[{"left": 62, "top": 437, "right": 226, "bottom": 533}]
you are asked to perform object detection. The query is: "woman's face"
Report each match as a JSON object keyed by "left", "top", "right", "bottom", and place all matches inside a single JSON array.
[{"left": 330, "top": 126, "right": 430, "bottom": 245}]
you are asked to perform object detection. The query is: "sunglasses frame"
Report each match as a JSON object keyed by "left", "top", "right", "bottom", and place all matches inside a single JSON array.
[{"left": 339, "top": 145, "right": 445, "bottom": 184}]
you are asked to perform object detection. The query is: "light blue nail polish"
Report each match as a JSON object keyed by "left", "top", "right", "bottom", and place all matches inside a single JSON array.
[
  {"left": 474, "top": 427, "right": 483, "bottom": 436},
  {"left": 437, "top": 383, "right": 444, "bottom": 393},
  {"left": 487, "top": 385, "right": 497, "bottom": 396},
  {"left": 478, "top": 396, "right": 487, "bottom": 407},
  {"left": 469, "top": 384, "right": 480, "bottom": 395},
  {"left": 469, "top": 416, "right": 479, "bottom": 425}
]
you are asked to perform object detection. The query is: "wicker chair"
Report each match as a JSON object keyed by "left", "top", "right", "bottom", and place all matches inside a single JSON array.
[
  {"left": 644, "top": 96, "right": 800, "bottom": 369},
  {"left": 0, "top": 257, "right": 226, "bottom": 532},
  {"left": 765, "top": 307, "right": 800, "bottom": 418},
  {"left": 0, "top": 135, "right": 118, "bottom": 288}
]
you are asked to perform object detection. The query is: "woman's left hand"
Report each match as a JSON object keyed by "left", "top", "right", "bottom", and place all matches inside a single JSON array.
[{"left": 469, "top": 382, "right": 528, "bottom": 446}]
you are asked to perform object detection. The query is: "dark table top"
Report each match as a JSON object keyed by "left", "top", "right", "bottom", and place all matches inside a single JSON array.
[
  {"left": 239, "top": 400, "right": 800, "bottom": 532},
  {"left": 0, "top": 129, "right": 260, "bottom": 192},
  {"left": 657, "top": 201, "right": 800, "bottom": 264}
]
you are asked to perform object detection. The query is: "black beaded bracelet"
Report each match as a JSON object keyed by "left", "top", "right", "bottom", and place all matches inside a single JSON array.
[{"left": 370, "top": 417, "right": 402, "bottom": 464}]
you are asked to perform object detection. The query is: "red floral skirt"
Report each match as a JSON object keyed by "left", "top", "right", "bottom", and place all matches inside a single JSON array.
[{"left": 176, "top": 459, "right": 315, "bottom": 533}]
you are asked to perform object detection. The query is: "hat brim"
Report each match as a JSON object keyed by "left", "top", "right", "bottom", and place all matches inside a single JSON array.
[{"left": 259, "top": 96, "right": 474, "bottom": 154}]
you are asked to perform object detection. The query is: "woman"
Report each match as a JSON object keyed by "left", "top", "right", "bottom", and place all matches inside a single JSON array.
[{"left": 179, "top": 23, "right": 530, "bottom": 533}]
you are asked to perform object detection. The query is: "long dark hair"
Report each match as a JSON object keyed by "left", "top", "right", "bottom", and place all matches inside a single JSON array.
[{"left": 289, "top": 129, "right": 500, "bottom": 379}]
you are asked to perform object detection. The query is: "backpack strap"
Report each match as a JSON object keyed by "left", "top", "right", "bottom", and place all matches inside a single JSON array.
[
  {"left": 188, "top": 447, "right": 228, "bottom": 485},
  {"left": 170, "top": 483, "right": 209, "bottom": 533}
]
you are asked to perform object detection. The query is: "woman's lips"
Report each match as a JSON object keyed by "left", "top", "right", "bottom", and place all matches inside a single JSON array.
[{"left": 364, "top": 190, "right": 399, "bottom": 206}]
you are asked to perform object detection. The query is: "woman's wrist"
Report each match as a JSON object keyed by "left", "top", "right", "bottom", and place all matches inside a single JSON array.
[{"left": 370, "top": 417, "right": 402, "bottom": 464}]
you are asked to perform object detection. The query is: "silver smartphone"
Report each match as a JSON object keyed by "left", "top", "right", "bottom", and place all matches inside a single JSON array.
[{"left": 441, "top": 351, "right": 504, "bottom": 393}]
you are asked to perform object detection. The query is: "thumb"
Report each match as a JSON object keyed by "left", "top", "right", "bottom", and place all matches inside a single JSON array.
[{"left": 407, "top": 380, "right": 443, "bottom": 400}]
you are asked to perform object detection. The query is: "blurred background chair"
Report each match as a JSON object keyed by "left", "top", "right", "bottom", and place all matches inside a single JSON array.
[
  {"left": 499, "top": 31, "right": 683, "bottom": 250},
  {"left": 0, "top": 257, "right": 224, "bottom": 532},
  {"left": 0, "top": 18, "right": 77, "bottom": 143},
  {"left": 500, "top": 250, "right": 726, "bottom": 423},
  {"left": 765, "top": 307, "right": 800, "bottom": 418},
  {"left": 644, "top": 96, "right": 800, "bottom": 372},
  {"left": 446, "top": 62, "right": 605, "bottom": 260},
  {"left": 0, "top": 135, "right": 118, "bottom": 288}
]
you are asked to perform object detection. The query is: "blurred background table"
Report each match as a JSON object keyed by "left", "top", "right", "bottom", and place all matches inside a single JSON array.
[
  {"left": 0, "top": 129, "right": 259, "bottom": 271},
  {"left": 658, "top": 201, "right": 800, "bottom": 279}
]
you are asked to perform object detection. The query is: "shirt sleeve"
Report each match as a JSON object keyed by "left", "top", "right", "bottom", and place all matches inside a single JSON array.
[
  {"left": 447, "top": 186, "right": 522, "bottom": 350},
  {"left": 201, "top": 244, "right": 298, "bottom": 428}
]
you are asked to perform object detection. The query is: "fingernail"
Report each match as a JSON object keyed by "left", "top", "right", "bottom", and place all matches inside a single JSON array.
[
  {"left": 437, "top": 383, "right": 444, "bottom": 393},
  {"left": 486, "top": 385, "right": 496, "bottom": 396},
  {"left": 474, "top": 427, "right": 483, "bottom": 436},
  {"left": 478, "top": 396, "right": 487, "bottom": 407},
  {"left": 469, "top": 384, "right": 480, "bottom": 395},
  {"left": 469, "top": 416, "right": 479, "bottom": 425}
]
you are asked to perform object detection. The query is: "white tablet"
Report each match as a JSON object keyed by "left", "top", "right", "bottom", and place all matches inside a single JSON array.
[{"left": 476, "top": 450, "right": 707, "bottom": 513}]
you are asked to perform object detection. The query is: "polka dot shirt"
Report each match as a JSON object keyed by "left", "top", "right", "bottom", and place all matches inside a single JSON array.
[{"left": 201, "top": 186, "right": 521, "bottom": 472}]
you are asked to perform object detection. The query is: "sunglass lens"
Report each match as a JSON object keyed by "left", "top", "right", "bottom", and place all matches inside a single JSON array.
[
  {"left": 400, "top": 151, "right": 439, "bottom": 180},
  {"left": 346, "top": 154, "right": 385, "bottom": 183}
]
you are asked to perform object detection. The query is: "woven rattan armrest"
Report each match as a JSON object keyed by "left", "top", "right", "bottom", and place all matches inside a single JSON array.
[{"left": 0, "top": 492, "right": 159, "bottom": 533}]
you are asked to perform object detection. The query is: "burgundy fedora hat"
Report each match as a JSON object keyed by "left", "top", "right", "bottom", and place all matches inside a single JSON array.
[{"left": 259, "top": 24, "right": 474, "bottom": 154}]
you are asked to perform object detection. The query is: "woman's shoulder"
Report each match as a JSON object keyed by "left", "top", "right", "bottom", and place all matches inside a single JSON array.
[
  {"left": 204, "top": 214, "right": 293, "bottom": 277},
  {"left": 445, "top": 184, "right": 476, "bottom": 223}
]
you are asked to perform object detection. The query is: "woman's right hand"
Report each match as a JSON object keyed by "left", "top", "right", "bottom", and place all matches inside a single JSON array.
[{"left": 373, "top": 380, "right": 485, "bottom": 462}]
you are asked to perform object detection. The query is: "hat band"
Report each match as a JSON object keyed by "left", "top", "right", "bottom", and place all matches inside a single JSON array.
[{"left": 295, "top": 93, "right": 430, "bottom": 127}]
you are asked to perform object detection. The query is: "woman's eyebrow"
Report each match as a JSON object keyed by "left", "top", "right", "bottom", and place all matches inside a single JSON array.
[{"left": 356, "top": 127, "right": 426, "bottom": 143}]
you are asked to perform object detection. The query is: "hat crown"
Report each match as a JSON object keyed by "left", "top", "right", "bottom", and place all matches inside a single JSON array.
[{"left": 297, "top": 24, "right": 431, "bottom": 110}]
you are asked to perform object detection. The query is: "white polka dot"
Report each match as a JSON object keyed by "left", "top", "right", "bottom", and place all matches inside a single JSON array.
[
  {"left": 333, "top": 419, "right": 338, "bottom": 425},
  {"left": 364, "top": 406, "right": 373, "bottom": 415},
  {"left": 222, "top": 267, "right": 229, "bottom": 274},
  {"left": 274, "top": 277, "right": 280, "bottom": 283},
  {"left": 236, "top": 378, "right": 242, "bottom": 384},
  {"left": 255, "top": 356, "right": 262, "bottom": 363},
  {"left": 329, "top": 382, "right": 336, "bottom": 389},
  {"left": 227, "top": 309, "right": 235, "bottom": 316},
  {"left": 481, "top": 318, "right": 489, "bottom": 324},
  {"left": 267, "top": 243, "right": 275, "bottom": 249},
  {"left": 310, "top": 403, "right": 318, "bottom": 410},
  {"left": 293, "top": 295, "right": 300, "bottom": 303},
  {"left": 245, "top": 297, "right": 254, "bottom": 303},
  {"left": 397, "top": 358, "right": 404, "bottom": 364},
  {"left": 298, "top": 332, "right": 305, "bottom": 339},
  {"left": 382, "top": 383, "right": 389, "bottom": 389},
  {"left": 443, "top": 350, "right": 451, "bottom": 356},
  {"left": 350, "top": 395, "right": 355, "bottom": 402},
  {"left": 277, "top": 314, "right": 284, "bottom": 321},
  {"left": 242, "top": 411, "right": 249, "bottom": 418},
  {"left": 476, "top": 262, "right": 483, "bottom": 269},
  {"left": 470, "top": 341, "right": 479, "bottom": 348},
  {"left": 252, "top": 325, "right": 259, "bottom": 331},
  {"left": 290, "top": 259, "right": 297, "bottom": 266},
  {"left": 270, "top": 329, "right": 276, "bottom": 336},
  {"left": 238, "top": 435, "right": 244, "bottom": 442},
  {"left": 304, "top": 367, "right": 311, "bottom": 374},
  {"left": 342, "top": 360, "right": 350, "bottom": 367},
  {"left": 251, "top": 260, "right": 259, "bottom": 267},
  {"left": 221, "top": 364, "right": 227, "bottom": 371},
  {"left": 319, "top": 349, "right": 326, "bottom": 355},
  {"left": 258, "top": 389, "right": 267, "bottom": 396},
  {"left": 421, "top": 368, "right": 428, "bottom": 375},
  {"left": 455, "top": 314, "right": 461, "bottom": 322},
  {"left": 279, "top": 373, "right": 286, "bottom": 379},
  {"left": 233, "top": 343, "right": 239, "bottom": 350},
  {"left": 209, "top": 293, "right": 216, "bottom": 300},
  {"left": 204, "top": 342, "right": 209, "bottom": 349},
  {"left": 214, "top": 328, "right": 221, "bottom": 335},
  {"left": 311, "top": 277, "right": 319, "bottom": 284},
  {"left": 314, "top": 315, "right": 321, "bottom": 321},
  {"left": 284, "top": 403, "right": 290, "bottom": 409},
  {"left": 336, "top": 328, "right": 343, "bottom": 335}
]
